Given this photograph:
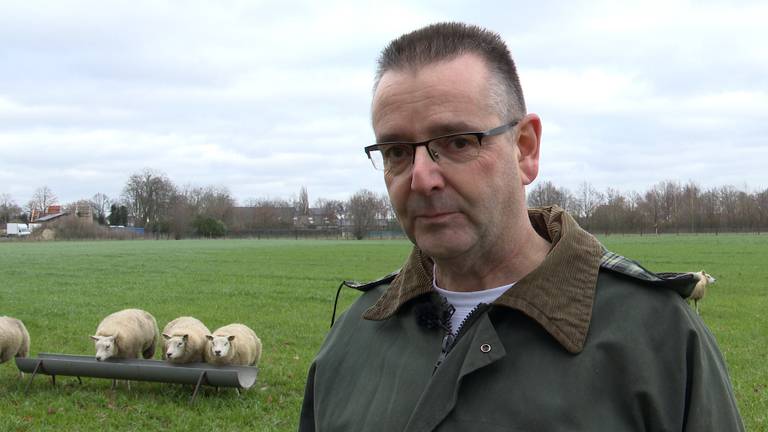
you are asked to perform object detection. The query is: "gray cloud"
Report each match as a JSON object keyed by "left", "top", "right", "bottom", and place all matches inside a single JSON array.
[{"left": 0, "top": 0, "right": 766, "bottom": 209}]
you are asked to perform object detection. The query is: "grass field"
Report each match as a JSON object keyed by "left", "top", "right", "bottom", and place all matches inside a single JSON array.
[{"left": 0, "top": 235, "right": 766, "bottom": 431}]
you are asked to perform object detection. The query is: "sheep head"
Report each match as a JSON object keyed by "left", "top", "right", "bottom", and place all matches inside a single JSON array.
[
  {"left": 91, "top": 335, "right": 117, "bottom": 361},
  {"left": 207, "top": 334, "right": 236, "bottom": 358},
  {"left": 163, "top": 334, "right": 189, "bottom": 360}
]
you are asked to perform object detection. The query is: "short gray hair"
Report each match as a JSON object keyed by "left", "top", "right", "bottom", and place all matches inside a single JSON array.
[{"left": 374, "top": 22, "right": 527, "bottom": 122}]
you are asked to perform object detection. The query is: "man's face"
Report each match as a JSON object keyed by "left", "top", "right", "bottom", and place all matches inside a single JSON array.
[{"left": 372, "top": 54, "right": 532, "bottom": 260}]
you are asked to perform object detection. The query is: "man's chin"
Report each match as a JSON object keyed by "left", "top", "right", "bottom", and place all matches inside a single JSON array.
[{"left": 413, "top": 232, "right": 473, "bottom": 260}]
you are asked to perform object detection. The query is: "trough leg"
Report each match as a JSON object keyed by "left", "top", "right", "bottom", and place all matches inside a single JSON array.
[
  {"left": 77, "top": 376, "right": 83, "bottom": 385},
  {"left": 190, "top": 371, "right": 208, "bottom": 404},
  {"left": 24, "top": 360, "right": 43, "bottom": 394},
  {"left": 51, "top": 374, "right": 56, "bottom": 387}
]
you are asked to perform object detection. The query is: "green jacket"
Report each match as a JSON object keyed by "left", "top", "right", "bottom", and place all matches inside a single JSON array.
[{"left": 300, "top": 207, "right": 744, "bottom": 431}]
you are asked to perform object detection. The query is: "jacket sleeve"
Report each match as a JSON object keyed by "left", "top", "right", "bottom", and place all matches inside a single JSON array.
[
  {"left": 683, "top": 313, "right": 745, "bottom": 431},
  {"left": 298, "top": 362, "right": 317, "bottom": 432}
]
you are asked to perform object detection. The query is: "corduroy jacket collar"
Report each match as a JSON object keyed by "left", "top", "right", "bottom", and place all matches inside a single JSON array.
[{"left": 362, "top": 205, "right": 604, "bottom": 353}]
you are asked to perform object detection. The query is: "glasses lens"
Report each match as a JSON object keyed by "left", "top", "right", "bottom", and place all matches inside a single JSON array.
[
  {"left": 378, "top": 144, "right": 413, "bottom": 174},
  {"left": 368, "top": 149, "right": 385, "bottom": 171},
  {"left": 429, "top": 134, "right": 481, "bottom": 163}
]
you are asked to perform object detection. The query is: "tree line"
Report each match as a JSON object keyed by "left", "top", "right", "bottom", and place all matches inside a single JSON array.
[
  {"left": 0, "top": 169, "right": 395, "bottom": 239},
  {"left": 528, "top": 180, "right": 768, "bottom": 235},
  {"left": 2, "top": 172, "right": 766, "bottom": 238}
]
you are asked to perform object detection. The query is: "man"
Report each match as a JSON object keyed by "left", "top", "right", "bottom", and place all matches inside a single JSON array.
[{"left": 300, "top": 23, "right": 744, "bottom": 431}]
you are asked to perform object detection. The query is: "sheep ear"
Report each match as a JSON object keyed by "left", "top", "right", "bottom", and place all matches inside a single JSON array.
[
  {"left": 228, "top": 335, "right": 236, "bottom": 342},
  {"left": 162, "top": 333, "right": 171, "bottom": 340},
  {"left": 205, "top": 334, "right": 213, "bottom": 341},
  {"left": 182, "top": 334, "right": 189, "bottom": 341},
  {"left": 90, "top": 335, "right": 99, "bottom": 341}
]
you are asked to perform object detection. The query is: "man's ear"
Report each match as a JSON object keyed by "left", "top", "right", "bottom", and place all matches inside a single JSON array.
[{"left": 514, "top": 114, "right": 542, "bottom": 185}]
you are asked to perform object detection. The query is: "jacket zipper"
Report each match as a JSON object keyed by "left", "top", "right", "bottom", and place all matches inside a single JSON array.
[{"left": 433, "top": 303, "right": 490, "bottom": 373}]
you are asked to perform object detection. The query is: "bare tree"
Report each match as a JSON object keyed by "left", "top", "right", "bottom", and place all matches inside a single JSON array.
[
  {"left": 244, "top": 198, "right": 294, "bottom": 229},
  {"left": 574, "top": 182, "right": 603, "bottom": 231},
  {"left": 659, "top": 181, "right": 681, "bottom": 233},
  {"left": 167, "top": 191, "right": 194, "bottom": 239},
  {"left": 295, "top": 186, "right": 310, "bottom": 216},
  {"left": 122, "top": 168, "right": 176, "bottom": 228},
  {"left": 28, "top": 186, "right": 58, "bottom": 219},
  {"left": 0, "top": 193, "right": 23, "bottom": 224},
  {"left": 592, "top": 187, "right": 627, "bottom": 235},
  {"left": 347, "top": 189, "right": 385, "bottom": 240},
  {"left": 90, "top": 193, "right": 111, "bottom": 225},
  {"left": 700, "top": 188, "right": 721, "bottom": 234},
  {"left": 756, "top": 188, "right": 768, "bottom": 234},
  {"left": 644, "top": 184, "right": 663, "bottom": 234},
  {"left": 735, "top": 189, "right": 758, "bottom": 233},
  {"left": 314, "top": 198, "right": 345, "bottom": 227},
  {"left": 184, "top": 185, "right": 235, "bottom": 223},
  {"left": 527, "top": 181, "right": 572, "bottom": 209},
  {"left": 718, "top": 185, "right": 739, "bottom": 231},
  {"left": 680, "top": 182, "right": 701, "bottom": 233}
]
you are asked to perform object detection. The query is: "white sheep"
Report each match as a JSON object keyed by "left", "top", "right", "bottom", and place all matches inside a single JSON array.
[
  {"left": 204, "top": 323, "right": 262, "bottom": 367},
  {"left": 91, "top": 308, "right": 159, "bottom": 362},
  {"left": 162, "top": 316, "right": 210, "bottom": 363},
  {"left": 688, "top": 270, "right": 716, "bottom": 315},
  {"left": 0, "top": 316, "right": 30, "bottom": 374}
]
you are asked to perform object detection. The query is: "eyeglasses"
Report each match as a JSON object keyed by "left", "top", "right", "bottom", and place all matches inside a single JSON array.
[{"left": 364, "top": 120, "right": 519, "bottom": 175}]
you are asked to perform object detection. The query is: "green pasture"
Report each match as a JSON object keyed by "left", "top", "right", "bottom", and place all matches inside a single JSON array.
[{"left": 0, "top": 235, "right": 766, "bottom": 431}]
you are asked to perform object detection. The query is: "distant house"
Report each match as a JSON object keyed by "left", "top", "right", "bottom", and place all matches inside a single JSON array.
[
  {"left": 30, "top": 205, "right": 66, "bottom": 223},
  {"left": 30, "top": 202, "right": 93, "bottom": 224},
  {"left": 33, "top": 212, "right": 69, "bottom": 223}
]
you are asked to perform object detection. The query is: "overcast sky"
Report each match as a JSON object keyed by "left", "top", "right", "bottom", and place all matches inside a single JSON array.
[{"left": 1, "top": 0, "right": 766, "bottom": 208}]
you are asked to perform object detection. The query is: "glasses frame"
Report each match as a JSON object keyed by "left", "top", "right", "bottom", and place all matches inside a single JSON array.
[{"left": 364, "top": 120, "right": 520, "bottom": 172}]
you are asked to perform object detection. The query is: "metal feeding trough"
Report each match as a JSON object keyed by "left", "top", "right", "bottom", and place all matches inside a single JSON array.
[{"left": 16, "top": 353, "right": 258, "bottom": 403}]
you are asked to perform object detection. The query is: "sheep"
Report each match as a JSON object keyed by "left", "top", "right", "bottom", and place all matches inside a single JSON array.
[
  {"left": 90, "top": 308, "right": 159, "bottom": 362},
  {"left": 204, "top": 323, "right": 262, "bottom": 367},
  {"left": 688, "top": 271, "right": 716, "bottom": 315},
  {"left": 161, "top": 316, "right": 210, "bottom": 363},
  {"left": 0, "top": 316, "right": 30, "bottom": 377}
]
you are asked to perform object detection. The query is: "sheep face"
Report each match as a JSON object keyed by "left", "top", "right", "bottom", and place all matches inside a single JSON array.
[
  {"left": 206, "top": 335, "right": 235, "bottom": 358},
  {"left": 91, "top": 335, "right": 117, "bottom": 361},
  {"left": 701, "top": 271, "right": 716, "bottom": 284},
  {"left": 163, "top": 334, "right": 188, "bottom": 360}
]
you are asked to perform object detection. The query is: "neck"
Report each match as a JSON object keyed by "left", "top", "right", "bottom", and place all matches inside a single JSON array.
[{"left": 433, "top": 219, "right": 551, "bottom": 292}]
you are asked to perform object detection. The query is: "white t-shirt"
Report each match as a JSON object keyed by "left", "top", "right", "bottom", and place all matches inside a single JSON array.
[{"left": 433, "top": 271, "right": 515, "bottom": 335}]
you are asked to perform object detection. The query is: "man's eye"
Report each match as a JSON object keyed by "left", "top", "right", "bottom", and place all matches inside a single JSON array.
[
  {"left": 383, "top": 145, "right": 411, "bottom": 161},
  {"left": 445, "top": 135, "right": 474, "bottom": 151}
]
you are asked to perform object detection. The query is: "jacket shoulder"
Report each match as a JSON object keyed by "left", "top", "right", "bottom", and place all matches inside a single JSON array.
[
  {"left": 329, "top": 270, "right": 400, "bottom": 327},
  {"left": 599, "top": 250, "right": 696, "bottom": 298}
]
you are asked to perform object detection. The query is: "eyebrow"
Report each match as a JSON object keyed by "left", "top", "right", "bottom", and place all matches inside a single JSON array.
[{"left": 376, "top": 121, "right": 483, "bottom": 144}]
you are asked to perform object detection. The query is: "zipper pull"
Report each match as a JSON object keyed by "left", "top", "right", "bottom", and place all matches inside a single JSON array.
[{"left": 433, "top": 332, "right": 454, "bottom": 372}]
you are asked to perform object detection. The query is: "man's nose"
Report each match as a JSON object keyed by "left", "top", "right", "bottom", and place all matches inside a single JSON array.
[{"left": 410, "top": 146, "right": 444, "bottom": 194}]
